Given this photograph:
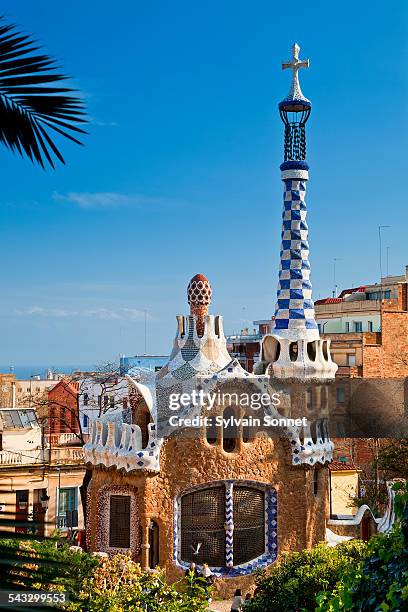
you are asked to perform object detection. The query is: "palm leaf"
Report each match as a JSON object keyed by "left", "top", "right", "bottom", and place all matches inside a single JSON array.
[{"left": 0, "top": 17, "right": 87, "bottom": 168}]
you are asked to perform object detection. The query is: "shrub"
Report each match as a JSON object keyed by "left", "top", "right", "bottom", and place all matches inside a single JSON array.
[
  {"left": 245, "top": 541, "right": 366, "bottom": 612},
  {"left": 73, "top": 554, "right": 211, "bottom": 611},
  {"left": 0, "top": 535, "right": 98, "bottom": 601}
]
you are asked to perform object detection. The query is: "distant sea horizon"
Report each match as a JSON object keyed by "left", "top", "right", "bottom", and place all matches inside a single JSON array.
[{"left": 0, "top": 364, "right": 108, "bottom": 380}]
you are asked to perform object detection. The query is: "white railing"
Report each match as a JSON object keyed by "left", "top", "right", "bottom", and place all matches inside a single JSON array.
[
  {"left": 50, "top": 447, "right": 84, "bottom": 464},
  {"left": 0, "top": 446, "right": 84, "bottom": 467},
  {"left": 46, "top": 433, "right": 81, "bottom": 447},
  {"left": 0, "top": 448, "right": 50, "bottom": 466}
]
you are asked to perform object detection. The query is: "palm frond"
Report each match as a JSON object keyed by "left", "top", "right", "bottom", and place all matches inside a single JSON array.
[{"left": 0, "top": 17, "right": 87, "bottom": 168}]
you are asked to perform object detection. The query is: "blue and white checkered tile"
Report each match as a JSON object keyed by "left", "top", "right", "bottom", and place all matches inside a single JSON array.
[{"left": 273, "top": 179, "right": 318, "bottom": 334}]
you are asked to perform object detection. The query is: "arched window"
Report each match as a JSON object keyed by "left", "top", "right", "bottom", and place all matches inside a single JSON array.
[
  {"left": 222, "top": 406, "right": 237, "bottom": 452},
  {"left": 132, "top": 402, "right": 152, "bottom": 449},
  {"left": 289, "top": 342, "right": 298, "bottom": 361},
  {"left": 178, "top": 482, "right": 274, "bottom": 571},
  {"left": 307, "top": 341, "right": 316, "bottom": 361},
  {"left": 206, "top": 419, "right": 217, "bottom": 445}
]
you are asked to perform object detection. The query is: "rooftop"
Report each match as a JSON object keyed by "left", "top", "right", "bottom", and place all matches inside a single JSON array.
[{"left": 329, "top": 461, "right": 359, "bottom": 472}]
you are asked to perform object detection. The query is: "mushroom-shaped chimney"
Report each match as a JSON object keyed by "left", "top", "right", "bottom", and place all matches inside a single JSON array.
[{"left": 187, "top": 273, "right": 212, "bottom": 336}]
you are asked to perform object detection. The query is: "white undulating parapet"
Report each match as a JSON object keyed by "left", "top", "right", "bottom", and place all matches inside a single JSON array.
[{"left": 83, "top": 416, "right": 161, "bottom": 472}]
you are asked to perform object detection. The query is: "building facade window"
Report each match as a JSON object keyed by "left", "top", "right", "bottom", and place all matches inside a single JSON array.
[
  {"left": 206, "top": 419, "right": 217, "bottom": 445},
  {"left": 347, "top": 354, "right": 356, "bottom": 366},
  {"left": 109, "top": 495, "right": 131, "bottom": 548},
  {"left": 336, "top": 387, "right": 345, "bottom": 404},
  {"left": 57, "top": 487, "right": 78, "bottom": 529},
  {"left": 345, "top": 322, "right": 350, "bottom": 332},
  {"left": 83, "top": 414, "right": 89, "bottom": 428},
  {"left": 176, "top": 481, "right": 277, "bottom": 575},
  {"left": 97, "top": 485, "right": 140, "bottom": 557},
  {"left": 83, "top": 393, "right": 89, "bottom": 406},
  {"left": 368, "top": 321, "right": 373, "bottom": 332},
  {"left": 353, "top": 321, "right": 363, "bottom": 332}
]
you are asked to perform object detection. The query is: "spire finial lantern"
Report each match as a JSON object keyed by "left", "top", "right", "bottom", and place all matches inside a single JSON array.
[{"left": 279, "top": 43, "right": 311, "bottom": 162}]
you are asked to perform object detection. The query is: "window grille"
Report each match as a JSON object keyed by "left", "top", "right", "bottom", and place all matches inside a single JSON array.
[
  {"left": 180, "top": 486, "right": 225, "bottom": 566},
  {"left": 109, "top": 495, "right": 131, "bottom": 548},
  {"left": 179, "top": 483, "right": 267, "bottom": 568},
  {"left": 233, "top": 486, "right": 265, "bottom": 565}
]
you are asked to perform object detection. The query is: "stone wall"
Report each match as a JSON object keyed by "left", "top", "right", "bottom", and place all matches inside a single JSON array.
[{"left": 87, "top": 431, "right": 329, "bottom": 597}]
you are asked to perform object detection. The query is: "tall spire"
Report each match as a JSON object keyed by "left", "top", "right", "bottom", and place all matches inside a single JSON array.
[
  {"left": 255, "top": 44, "right": 337, "bottom": 379},
  {"left": 274, "top": 43, "right": 316, "bottom": 342}
]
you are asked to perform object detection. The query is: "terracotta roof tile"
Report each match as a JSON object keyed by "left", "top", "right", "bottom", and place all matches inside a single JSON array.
[{"left": 329, "top": 461, "right": 359, "bottom": 471}]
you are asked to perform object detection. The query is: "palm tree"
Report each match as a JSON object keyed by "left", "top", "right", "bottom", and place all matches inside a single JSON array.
[{"left": 0, "top": 16, "right": 86, "bottom": 169}]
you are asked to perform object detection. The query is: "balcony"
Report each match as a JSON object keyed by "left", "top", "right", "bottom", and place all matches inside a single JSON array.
[
  {"left": 46, "top": 433, "right": 82, "bottom": 447},
  {"left": 0, "top": 448, "right": 49, "bottom": 466},
  {"left": 50, "top": 447, "right": 84, "bottom": 465},
  {"left": 0, "top": 446, "right": 84, "bottom": 467}
]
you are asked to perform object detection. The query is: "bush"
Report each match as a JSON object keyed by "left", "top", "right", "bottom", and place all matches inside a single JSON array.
[
  {"left": 73, "top": 554, "right": 211, "bottom": 611},
  {"left": 245, "top": 541, "right": 366, "bottom": 612},
  {"left": 0, "top": 535, "right": 98, "bottom": 601}
]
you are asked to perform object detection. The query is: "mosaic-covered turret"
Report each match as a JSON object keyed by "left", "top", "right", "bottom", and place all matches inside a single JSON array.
[
  {"left": 257, "top": 44, "right": 337, "bottom": 379},
  {"left": 157, "top": 273, "right": 231, "bottom": 383}
]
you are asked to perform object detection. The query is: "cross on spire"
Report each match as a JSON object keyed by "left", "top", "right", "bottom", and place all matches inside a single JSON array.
[{"left": 282, "top": 43, "right": 310, "bottom": 102}]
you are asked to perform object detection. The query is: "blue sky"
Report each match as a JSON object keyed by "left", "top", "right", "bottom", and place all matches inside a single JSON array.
[{"left": 0, "top": 0, "right": 406, "bottom": 367}]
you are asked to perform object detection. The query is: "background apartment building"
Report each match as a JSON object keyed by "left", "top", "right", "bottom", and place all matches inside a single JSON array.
[
  {"left": 0, "top": 405, "right": 85, "bottom": 537},
  {"left": 0, "top": 368, "right": 140, "bottom": 538},
  {"left": 315, "top": 266, "right": 408, "bottom": 378}
]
